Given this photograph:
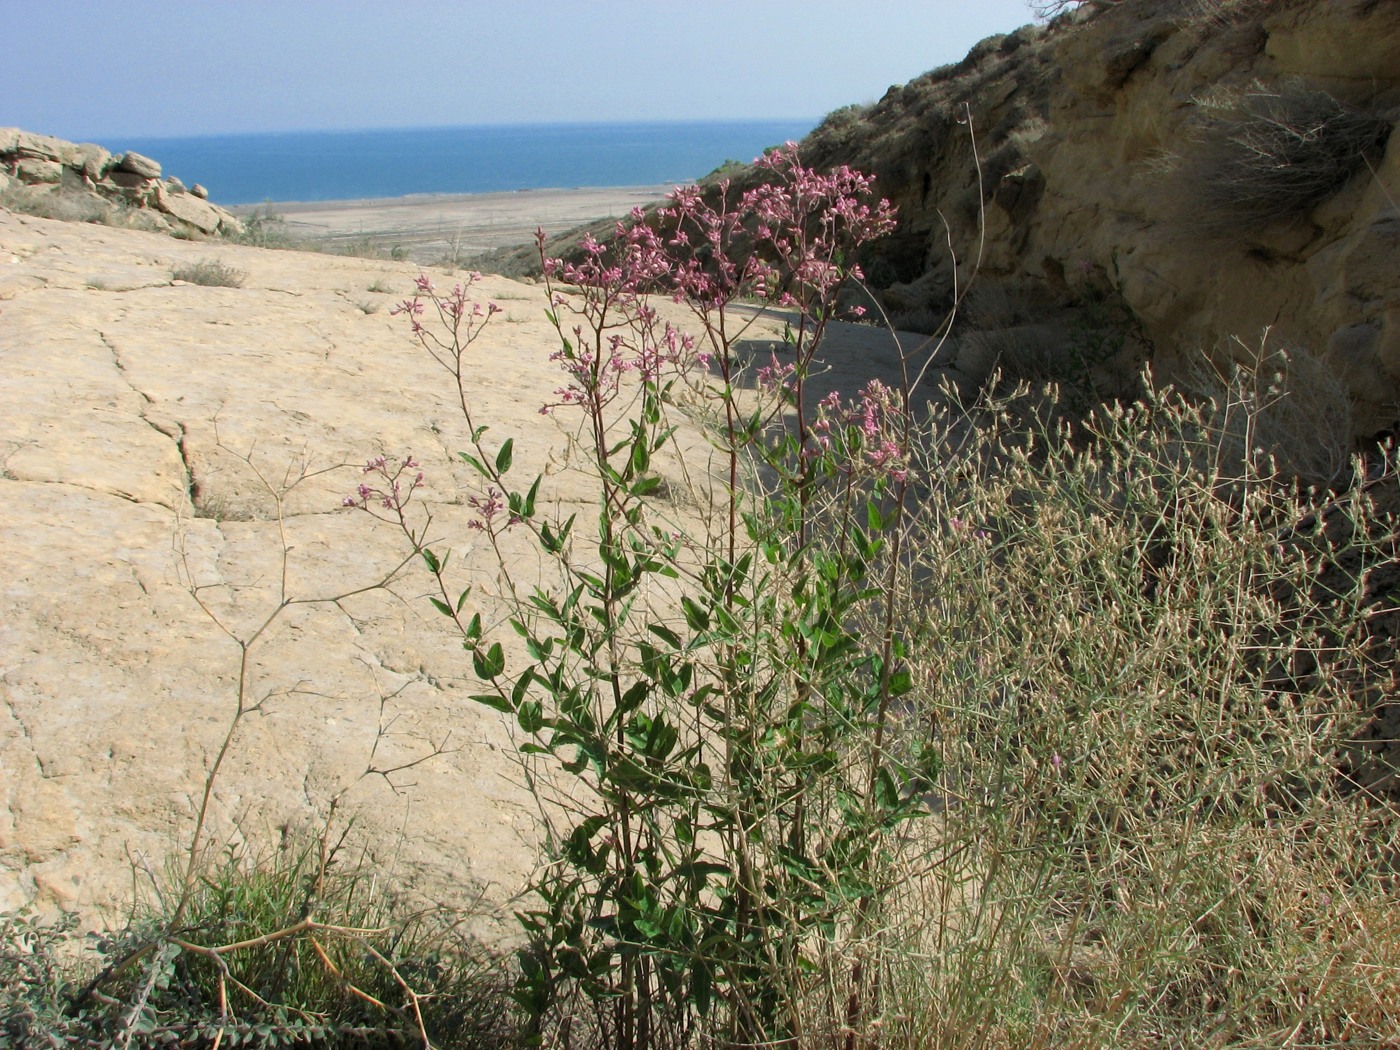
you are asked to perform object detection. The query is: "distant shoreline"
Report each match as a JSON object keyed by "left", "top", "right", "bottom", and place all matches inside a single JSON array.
[
  {"left": 227, "top": 184, "right": 677, "bottom": 264},
  {"left": 228, "top": 183, "right": 677, "bottom": 214},
  {"left": 108, "top": 119, "right": 812, "bottom": 212}
]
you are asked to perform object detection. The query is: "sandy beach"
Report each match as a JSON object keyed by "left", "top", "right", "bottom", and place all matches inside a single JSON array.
[{"left": 231, "top": 184, "right": 677, "bottom": 264}]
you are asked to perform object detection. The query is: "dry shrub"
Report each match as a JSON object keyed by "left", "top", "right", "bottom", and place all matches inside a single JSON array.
[
  {"left": 1184, "top": 334, "right": 1355, "bottom": 491},
  {"left": 853, "top": 376, "right": 1400, "bottom": 1047},
  {"left": 1186, "top": 0, "right": 1300, "bottom": 27},
  {"left": 1174, "top": 81, "right": 1392, "bottom": 233},
  {"left": 1035, "top": 0, "right": 1299, "bottom": 27},
  {"left": 1, "top": 184, "right": 169, "bottom": 232},
  {"left": 172, "top": 258, "right": 247, "bottom": 288}
]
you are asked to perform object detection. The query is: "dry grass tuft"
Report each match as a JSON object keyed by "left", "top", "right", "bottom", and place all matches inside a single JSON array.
[
  {"left": 1172, "top": 82, "right": 1392, "bottom": 233},
  {"left": 172, "top": 258, "right": 247, "bottom": 288}
]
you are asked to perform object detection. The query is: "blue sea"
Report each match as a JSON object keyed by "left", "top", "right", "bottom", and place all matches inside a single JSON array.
[{"left": 105, "top": 120, "right": 818, "bottom": 206}]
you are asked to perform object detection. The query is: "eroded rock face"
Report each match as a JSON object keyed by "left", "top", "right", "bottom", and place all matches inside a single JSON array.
[
  {"left": 801, "top": 0, "right": 1400, "bottom": 439},
  {"left": 0, "top": 129, "right": 243, "bottom": 238},
  {"left": 116, "top": 150, "right": 161, "bottom": 179}
]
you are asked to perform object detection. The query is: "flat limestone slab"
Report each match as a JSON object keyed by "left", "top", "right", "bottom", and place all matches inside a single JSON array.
[
  {"left": 0, "top": 207, "right": 933, "bottom": 936},
  {"left": 0, "top": 211, "right": 592, "bottom": 932}
]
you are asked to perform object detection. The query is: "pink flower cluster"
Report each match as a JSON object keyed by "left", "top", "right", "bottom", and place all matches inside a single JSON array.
[
  {"left": 466, "top": 487, "right": 520, "bottom": 532},
  {"left": 740, "top": 143, "right": 897, "bottom": 312},
  {"left": 810, "top": 379, "right": 910, "bottom": 482},
  {"left": 537, "top": 143, "right": 897, "bottom": 414},
  {"left": 538, "top": 221, "right": 700, "bottom": 415},
  {"left": 391, "top": 273, "right": 502, "bottom": 372},
  {"left": 642, "top": 143, "right": 896, "bottom": 317},
  {"left": 343, "top": 454, "right": 424, "bottom": 514}
]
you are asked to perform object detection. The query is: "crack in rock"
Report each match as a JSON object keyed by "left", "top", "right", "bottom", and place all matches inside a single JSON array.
[
  {"left": 98, "top": 328, "right": 197, "bottom": 509},
  {"left": 0, "top": 684, "right": 46, "bottom": 778}
]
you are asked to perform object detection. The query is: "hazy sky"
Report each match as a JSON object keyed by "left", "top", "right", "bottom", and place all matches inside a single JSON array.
[{"left": 3, "top": 1, "right": 1041, "bottom": 141}]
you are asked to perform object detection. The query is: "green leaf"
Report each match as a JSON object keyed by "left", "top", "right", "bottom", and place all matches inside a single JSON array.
[
  {"left": 875, "top": 766, "right": 901, "bottom": 812},
  {"left": 458, "top": 450, "right": 487, "bottom": 475},
  {"left": 888, "top": 667, "right": 913, "bottom": 697},
  {"left": 429, "top": 597, "right": 453, "bottom": 618},
  {"left": 473, "top": 642, "right": 506, "bottom": 680},
  {"left": 456, "top": 587, "right": 471, "bottom": 613},
  {"left": 471, "top": 692, "right": 513, "bottom": 714},
  {"left": 496, "top": 438, "right": 514, "bottom": 474},
  {"left": 540, "top": 514, "right": 576, "bottom": 555},
  {"left": 647, "top": 623, "right": 682, "bottom": 649},
  {"left": 421, "top": 547, "right": 441, "bottom": 574},
  {"left": 866, "top": 501, "right": 884, "bottom": 531},
  {"left": 619, "top": 680, "right": 649, "bottom": 714},
  {"left": 630, "top": 435, "right": 650, "bottom": 476},
  {"left": 562, "top": 749, "right": 590, "bottom": 774},
  {"left": 681, "top": 597, "right": 710, "bottom": 632},
  {"left": 512, "top": 667, "right": 535, "bottom": 707},
  {"left": 646, "top": 717, "right": 678, "bottom": 761},
  {"left": 518, "top": 700, "right": 545, "bottom": 734}
]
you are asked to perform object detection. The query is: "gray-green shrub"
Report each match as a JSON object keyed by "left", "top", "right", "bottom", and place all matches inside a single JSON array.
[
  {"left": 1178, "top": 82, "right": 1391, "bottom": 232},
  {"left": 172, "top": 258, "right": 246, "bottom": 288}
]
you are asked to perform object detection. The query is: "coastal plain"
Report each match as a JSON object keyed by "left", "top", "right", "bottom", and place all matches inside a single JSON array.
[{"left": 234, "top": 184, "right": 676, "bottom": 262}]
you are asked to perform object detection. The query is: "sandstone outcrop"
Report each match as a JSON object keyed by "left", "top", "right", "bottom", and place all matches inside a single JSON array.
[
  {"left": 0, "top": 211, "right": 563, "bottom": 931},
  {"left": 0, "top": 128, "right": 243, "bottom": 237},
  {"left": 800, "top": 0, "right": 1400, "bottom": 441}
]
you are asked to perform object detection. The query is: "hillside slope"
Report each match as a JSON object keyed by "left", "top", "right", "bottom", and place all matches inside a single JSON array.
[
  {"left": 811, "top": 0, "right": 1399, "bottom": 440},
  {"left": 502, "top": 0, "right": 1398, "bottom": 448}
]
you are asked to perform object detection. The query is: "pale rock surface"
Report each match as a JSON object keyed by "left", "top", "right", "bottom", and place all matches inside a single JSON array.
[
  {"left": 0, "top": 209, "right": 927, "bottom": 937},
  {"left": 0, "top": 211, "right": 582, "bottom": 933},
  {"left": 116, "top": 150, "right": 161, "bottom": 179},
  {"left": 154, "top": 181, "right": 227, "bottom": 233}
]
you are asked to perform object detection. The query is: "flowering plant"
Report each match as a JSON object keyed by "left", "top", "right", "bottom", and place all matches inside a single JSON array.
[{"left": 351, "top": 146, "right": 928, "bottom": 1047}]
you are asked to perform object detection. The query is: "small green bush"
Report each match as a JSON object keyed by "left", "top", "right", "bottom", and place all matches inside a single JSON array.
[
  {"left": 2, "top": 843, "right": 516, "bottom": 1049},
  {"left": 224, "top": 204, "right": 300, "bottom": 249},
  {"left": 172, "top": 258, "right": 246, "bottom": 288}
]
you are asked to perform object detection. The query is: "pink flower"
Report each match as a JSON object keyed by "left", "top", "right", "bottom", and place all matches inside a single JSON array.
[
  {"left": 466, "top": 487, "right": 520, "bottom": 532},
  {"left": 343, "top": 454, "right": 424, "bottom": 515}
]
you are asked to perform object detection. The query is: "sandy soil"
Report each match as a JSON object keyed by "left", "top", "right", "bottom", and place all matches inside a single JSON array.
[{"left": 231, "top": 185, "right": 676, "bottom": 264}]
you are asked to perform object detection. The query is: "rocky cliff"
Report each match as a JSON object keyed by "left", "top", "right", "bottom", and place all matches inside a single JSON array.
[
  {"left": 0, "top": 128, "right": 243, "bottom": 237},
  {"left": 808, "top": 0, "right": 1400, "bottom": 443},
  {"left": 498, "top": 0, "right": 1398, "bottom": 458}
]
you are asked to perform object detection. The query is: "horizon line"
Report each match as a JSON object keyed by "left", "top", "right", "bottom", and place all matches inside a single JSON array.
[{"left": 69, "top": 116, "right": 825, "bottom": 146}]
